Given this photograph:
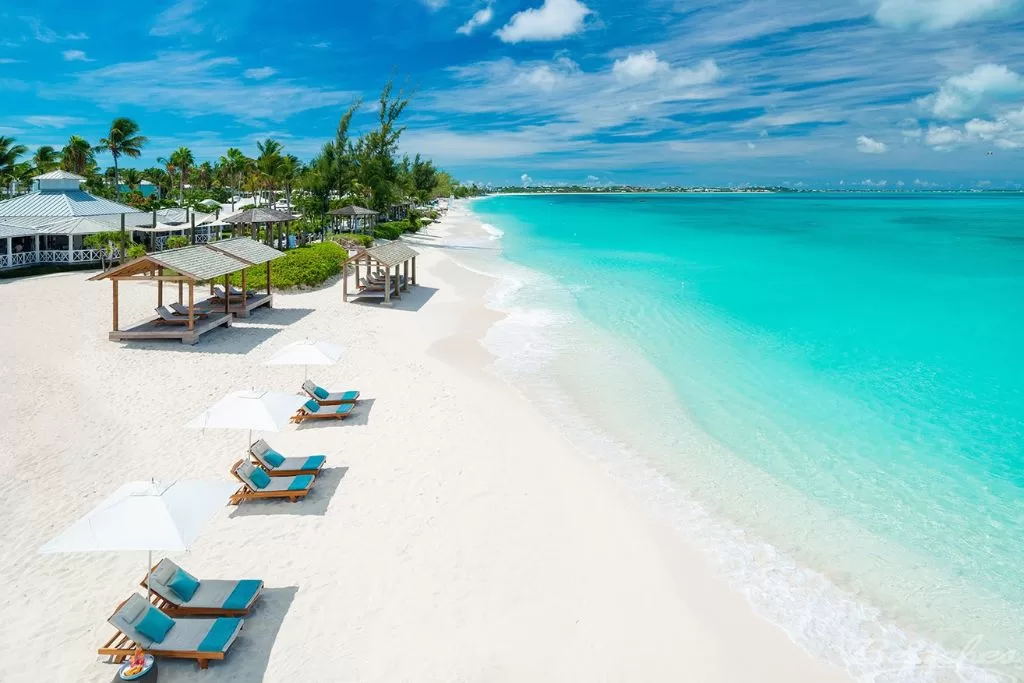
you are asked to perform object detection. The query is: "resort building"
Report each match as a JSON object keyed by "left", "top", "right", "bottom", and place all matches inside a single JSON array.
[
  {"left": 329, "top": 205, "right": 378, "bottom": 233},
  {"left": 0, "top": 171, "right": 143, "bottom": 271}
]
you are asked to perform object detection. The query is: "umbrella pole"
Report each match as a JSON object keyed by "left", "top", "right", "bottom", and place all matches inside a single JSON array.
[{"left": 147, "top": 550, "right": 152, "bottom": 600}]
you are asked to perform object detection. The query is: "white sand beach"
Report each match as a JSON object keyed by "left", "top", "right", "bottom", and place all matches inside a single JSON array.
[{"left": 0, "top": 207, "right": 852, "bottom": 682}]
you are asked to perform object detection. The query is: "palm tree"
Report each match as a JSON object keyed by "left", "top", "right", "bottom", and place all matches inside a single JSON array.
[
  {"left": 196, "top": 161, "right": 213, "bottom": 190},
  {"left": 256, "top": 138, "right": 283, "bottom": 207},
  {"left": 95, "top": 118, "right": 147, "bottom": 199},
  {"left": 219, "top": 147, "right": 248, "bottom": 209},
  {"left": 168, "top": 146, "right": 194, "bottom": 204},
  {"left": 278, "top": 154, "right": 300, "bottom": 212},
  {"left": 121, "top": 168, "right": 142, "bottom": 192},
  {"left": 0, "top": 136, "right": 28, "bottom": 197},
  {"left": 32, "top": 146, "right": 60, "bottom": 174},
  {"left": 61, "top": 135, "right": 94, "bottom": 175}
]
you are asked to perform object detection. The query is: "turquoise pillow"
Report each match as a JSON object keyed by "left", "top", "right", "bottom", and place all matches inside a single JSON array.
[
  {"left": 168, "top": 567, "right": 200, "bottom": 602},
  {"left": 313, "top": 386, "right": 329, "bottom": 399},
  {"left": 303, "top": 399, "right": 320, "bottom": 413},
  {"left": 250, "top": 467, "right": 271, "bottom": 489},
  {"left": 136, "top": 607, "right": 174, "bottom": 643},
  {"left": 264, "top": 450, "right": 285, "bottom": 468}
]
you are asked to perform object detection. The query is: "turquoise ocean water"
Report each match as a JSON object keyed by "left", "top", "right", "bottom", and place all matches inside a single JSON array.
[{"left": 465, "top": 194, "right": 1024, "bottom": 682}]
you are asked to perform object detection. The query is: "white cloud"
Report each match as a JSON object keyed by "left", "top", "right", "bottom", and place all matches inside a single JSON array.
[
  {"left": 856, "top": 135, "right": 888, "bottom": 154},
  {"left": 23, "top": 18, "right": 88, "bottom": 43},
  {"left": 902, "top": 127, "right": 923, "bottom": 138},
  {"left": 62, "top": 50, "right": 92, "bottom": 62},
  {"left": 66, "top": 33, "right": 88, "bottom": 40},
  {"left": 747, "top": 142, "right": 757, "bottom": 149},
  {"left": 513, "top": 58, "right": 579, "bottom": 92},
  {"left": 873, "top": 0, "right": 1021, "bottom": 30},
  {"left": 612, "top": 51, "right": 720, "bottom": 90},
  {"left": 0, "top": 59, "right": 22, "bottom": 64},
  {"left": 151, "top": 0, "right": 205, "bottom": 37},
  {"left": 310, "top": 41, "right": 331, "bottom": 49},
  {"left": 925, "top": 125, "right": 964, "bottom": 150},
  {"left": 920, "top": 64, "right": 1024, "bottom": 118},
  {"left": 496, "top": 0, "right": 592, "bottom": 43},
  {"left": 244, "top": 66, "right": 277, "bottom": 80},
  {"left": 521, "top": 172, "right": 533, "bottom": 186},
  {"left": 861, "top": 178, "right": 888, "bottom": 186},
  {"left": 964, "top": 117, "right": 1006, "bottom": 139},
  {"left": 58, "top": 51, "right": 354, "bottom": 123},
  {"left": 746, "top": 109, "right": 841, "bottom": 128},
  {"left": 586, "top": 174, "right": 599, "bottom": 182},
  {"left": 420, "top": 0, "right": 448, "bottom": 9},
  {"left": 457, "top": 5, "right": 494, "bottom": 35},
  {"left": 23, "top": 115, "right": 86, "bottom": 128}
]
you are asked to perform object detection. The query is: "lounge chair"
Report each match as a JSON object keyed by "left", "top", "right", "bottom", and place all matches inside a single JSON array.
[
  {"left": 154, "top": 306, "right": 195, "bottom": 325},
  {"left": 98, "top": 594, "right": 243, "bottom": 670},
  {"left": 229, "top": 459, "right": 315, "bottom": 504},
  {"left": 290, "top": 398, "right": 355, "bottom": 423},
  {"left": 141, "top": 558, "right": 264, "bottom": 617},
  {"left": 249, "top": 439, "right": 326, "bottom": 476},
  {"left": 301, "top": 380, "right": 360, "bottom": 406},
  {"left": 169, "top": 302, "right": 211, "bottom": 318}
]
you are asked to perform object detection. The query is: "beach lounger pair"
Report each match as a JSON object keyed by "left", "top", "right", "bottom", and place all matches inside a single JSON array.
[
  {"left": 291, "top": 398, "right": 356, "bottom": 423},
  {"left": 212, "top": 285, "right": 257, "bottom": 300},
  {"left": 229, "top": 458, "right": 316, "bottom": 504},
  {"left": 100, "top": 560, "right": 261, "bottom": 671},
  {"left": 249, "top": 439, "right": 326, "bottom": 476}
]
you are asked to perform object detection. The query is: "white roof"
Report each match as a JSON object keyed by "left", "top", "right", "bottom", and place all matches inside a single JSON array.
[
  {"left": 32, "top": 170, "right": 86, "bottom": 181},
  {"left": 0, "top": 189, "right": 142, "bottom": 218}
]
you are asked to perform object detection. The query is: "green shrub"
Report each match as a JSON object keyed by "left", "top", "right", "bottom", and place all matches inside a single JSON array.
[
  {"left": 165, "top": 236, "right": 190, "bottom": 249},
  {"left": 228, "top": 241, "right": 347, "bottom": 290},
  {"left": 126, "top": 244, "right": 147, "bottom": 259},
  {"left": 373, "top": 220, "right": 420, "bottom": 240},
  {"left": 328, "top": 232, "right": 373, "bottom": 248}
]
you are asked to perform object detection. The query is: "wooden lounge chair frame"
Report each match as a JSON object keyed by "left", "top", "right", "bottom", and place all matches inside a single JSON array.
[
  {"left": 290, "top": 404, "right": 354, "bottom": 423},
  {"left": 140, "top": 564, "right": 263, "bottom": 617},
  {"left": 249, "top": 439, "right": 326, "bottom": 477},
  {"left": 301, "top": 381, "right": 360, "bottom": 407},
  {"left": 98, "top": 597, "right": 234, "bottom": 670},
  {"left": 228, "top": 459, "right": 311, "bottom": 504}
]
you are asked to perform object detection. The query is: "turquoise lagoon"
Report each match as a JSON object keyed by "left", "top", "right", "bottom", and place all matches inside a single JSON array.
[{"left": 466, "top": 194, "right": 1024, "bottom": 682}]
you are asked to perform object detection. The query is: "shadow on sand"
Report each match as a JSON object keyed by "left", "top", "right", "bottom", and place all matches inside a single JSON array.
[
  {"left": 229, "top": 466, "right": 348, "bottom": 518},
  {"left": 113, "top": 308, "right": 316, "bottom": 354},
  {"left": 141, "top": 585, "right": 299, "bottom": 680},
  {"left": 349, "top": 287, "right": 438, "bottom": 313}
]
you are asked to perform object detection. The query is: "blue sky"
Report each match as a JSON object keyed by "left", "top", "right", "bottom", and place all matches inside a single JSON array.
[{"left": 2, "top": 0, "right": 1024, "bottom": 187}]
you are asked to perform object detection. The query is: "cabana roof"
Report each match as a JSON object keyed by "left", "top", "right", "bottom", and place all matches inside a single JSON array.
[
  {"left": 329, "top": 205, "right": 377, "bottom": 217},
  {"left": 90, "top": 238, "right": 281, "bottom": 282},
  {"left": 32, "top": 170, "right": 86, "bottom": 181},
  {"left": 207, "top": 236, "right": 283, "bottom": 265},
  {"left": 222, "top": 207, "right": 296, "bottom": 224},
  {"left": 346, "top": 241, "right": 419, "bottom": 268},
  {"left": 0, "top": 190, "right": 143, "bottom": 218},
  {"left": 0, "top": 215, "right": 125, "bottom": 235}
]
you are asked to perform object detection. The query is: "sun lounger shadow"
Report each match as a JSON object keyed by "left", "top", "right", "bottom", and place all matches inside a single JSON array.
[
  {"left": 122, "top": 325, "right": 281, "bottom": 355},
  {"left": 249, "top": 307, "right": 315, "bottom": 327},
  {"left": 349, "top": 286, "right": 438, "bottom": 312},
  {"left": 295, "top": 398, "right": 375, "bottom": 429},
  {"left": 144, "top": 586, "right": 298, "bottom": 680},
  {"left": 229, "top": 466, "right": 348, "bottom": 518}
]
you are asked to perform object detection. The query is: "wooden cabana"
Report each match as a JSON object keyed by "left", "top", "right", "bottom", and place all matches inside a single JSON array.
[
  {"left": 223, "top": 208, "right": 296, "bottom": 250},
  {"left": 342, "top": 242, "right": 419, "bottom": 305},
  {"left": 329, "top": 205, "right": 378, "bottom": 233},
  {"left": 89, "top": 238, "right": 283, "bottom": 344}
]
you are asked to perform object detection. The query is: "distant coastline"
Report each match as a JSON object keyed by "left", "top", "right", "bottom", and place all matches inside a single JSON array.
[{"left": 486, "top": 186, "right": 1024, "bottom": 195}]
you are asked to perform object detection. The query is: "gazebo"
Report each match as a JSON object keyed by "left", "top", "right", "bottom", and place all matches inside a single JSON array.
[
  {"left": 223, "top": 208, "right": 297, "bottom": 249},
  {"left": 89, "top": 237, "right": 283, "bottom": 344},
  {"left": 342, "top": 241, "right": 418, "bottom": 305},
  {"left": 0, "top": 170, "right": 143, "bottom": 271},
  {"left": 329, "top": 205, "right": 378, "bottom": 233}
]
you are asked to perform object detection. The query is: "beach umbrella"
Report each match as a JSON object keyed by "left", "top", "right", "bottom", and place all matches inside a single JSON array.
[
  {"left": 264, "top": 339, "right": 344, "bottom": 380},
  {"left": 187, "top": 389, "right": 307, "bottom": 447},
  {"left": 40, "top": 479, "right": 237, "bottom": 597},
  {"left": 198, "top": 198, "right": 220, "bottom": 208}
]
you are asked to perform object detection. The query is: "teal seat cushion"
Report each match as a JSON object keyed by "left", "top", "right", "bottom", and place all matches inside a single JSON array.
[
  {"left": 136, "top": 607, "right": 174, "bottom": 643},
  {"left": 264, "top": 450, "right": 285, "bottom": 468},
  {"left": 168, "top": 567, "right": 200, "bottom": 602},
  {"left": 288, "top": 474, "right": 314, "bottom": 491},
  {"left": 197, "top": 617, "right": 241, "bottom": 653},
  {"left": 222, "top": 580, "right": 263, "bottom": 611},
  {"left": 341, "top": 391, "right": 359, "bottom": 401},
  {"left": 250, "top": 467, "right": 271, "bottom": 490},
  {"left": 303, "top": 399, "right": 320, "bottom": 413},
  {"left": 313, "top": 386, "right": 329, "bottom": 399},
  {"left": 301, "top": 455, "right": 326, "bottom": 471},
  {"left": 336, "top": 404, "right": 353, "bottom": 415}
]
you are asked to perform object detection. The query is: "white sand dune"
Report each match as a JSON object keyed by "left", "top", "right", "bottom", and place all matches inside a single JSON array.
[{"left": 0, "top": 210, "right": 851, "bottom": 682}]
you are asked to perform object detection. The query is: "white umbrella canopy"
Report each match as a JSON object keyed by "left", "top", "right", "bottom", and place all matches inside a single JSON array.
[
  {"left": 187, "top": 389, "right": 307, "bottom": 445},
  {"left": 264, "top": 339, "right": 344, "bottom": 380},
  {"left": 40, "top": 480, "right": 238, "bottom": 596}
]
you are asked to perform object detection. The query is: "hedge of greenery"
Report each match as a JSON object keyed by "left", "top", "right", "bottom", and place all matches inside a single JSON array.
[
  {"left": 165, "top": 236, "right": 190, "bottom": 249},
  {"left": 328, "top": 232, "right": 373, "bottom": 248},
  {"left": 373, "top": 219, "right": 420, "bottom": 240},
  {"left": 228, "top": 241, "right": 347, "bottom": 290}
]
